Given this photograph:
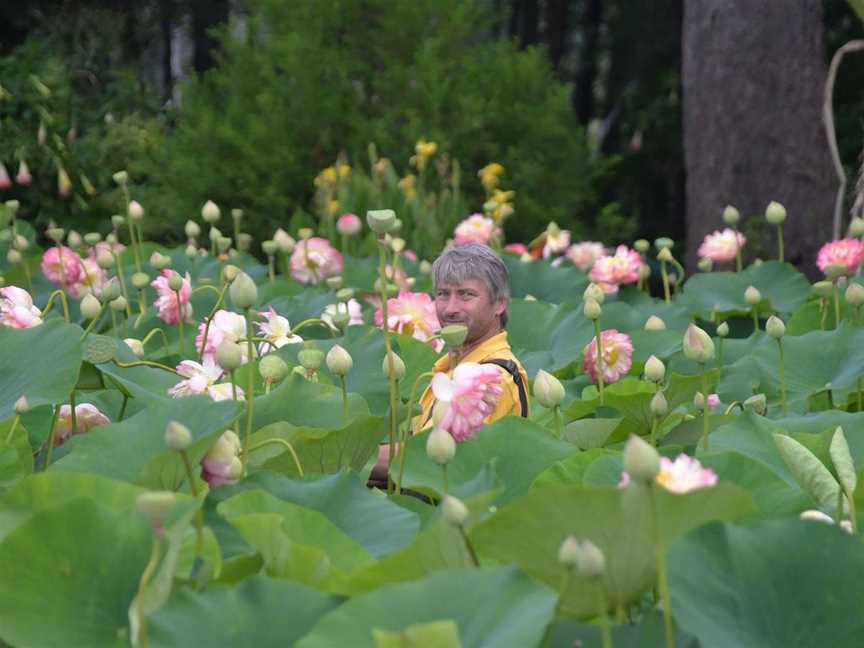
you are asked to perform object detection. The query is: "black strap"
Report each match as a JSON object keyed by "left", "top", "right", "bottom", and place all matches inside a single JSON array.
[{"left": 481, "top": 358, "right": 529, "bottom": 418}]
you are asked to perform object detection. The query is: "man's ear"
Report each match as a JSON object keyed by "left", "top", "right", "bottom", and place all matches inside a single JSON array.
[{"left": 493, "top": 298, "right": 507, "bottom": 317}]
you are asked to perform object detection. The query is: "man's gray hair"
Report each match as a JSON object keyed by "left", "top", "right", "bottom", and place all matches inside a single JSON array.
[{"left": 431, "top": 243, "right": 511, "bottom": 326}]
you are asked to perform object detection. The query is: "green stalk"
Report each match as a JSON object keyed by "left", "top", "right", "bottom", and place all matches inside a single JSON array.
[
  {"left": 593, "top": 320, "right": 605, "bottom": 405},
  {"left": 777, "top": 339, "right": 787, "bottom": 414},
  {"left": 241, "top": 309, "right": 257, "bottom": 469},
  {"left": 112, "top": 358, "right": 178, "bottom": 373},
  {"left": 141, "top": 327, "right": 170, "bottom": 355},
  {"left": 41, "top": 289, "right": 70, "bottom": 323},
  {"left": 733, "top": 225, "right": 743, "bottom": 272},
  {"left": 246, "top": 437, "right": 304, "bottom": 477},
  {"left": 110, "top": 309, "right": 119, "bottom": 338},
  {"left": 700, "top": 365, "right": 710, "bottom": 450},
  {"left": 112, "top": 250, "right": 133, "bottom": 317},
  {"left": 820, "top": 299, "right": 828, "bottom": 330},
  {"left": 553, "top": 405, "right": 563, "bottom": 439},
  {"left": 179, "top": 449, "right": 205, "bottom": 559},
  {"left": 5, "top": 415, "right": 20, "bottom": 444},
  {"left": 650, "top": 415, "right": 658, "bottom": 447},
  {"left": 197, "top": 282, "right": 228, "bottom": 362},
  {"left": 396, "top": 370, "right": 436, "bottom": 494},
  {"left": 458, "top": 525, "right": 480, "bottom": 567},
  {"left": 174, "top": 289, "right": 185, "bottom": 357},
  {"left": 776, "top": 223, "right": 784, "bottom": 263},
  {"left": 598, "top": 581, "right": 614, "bottom": 648},
  {"left": 267, "top": 256, "right": 275, "bottom": 284},
  {"left": 69, "top": 391, "right": 77, "bottom": 439},
  {"left": 752, "top": 309, "right": 759, "bottom": 332},
  {"left": 660, "top": 260, "right": 671, "bottom": 303},
  {"left": 377, "top": 239, "right": 398, "bottom": 487},
  {"left": 135, "top": 536, "right": 161, "bottom": 648},
  {"left": 834, "top": 282, "right": 842, "bottom": 328},
  {"left": 43, "top": 404, "right": 62, "bottom": 469},
  {"left": 651, "top": 485, "right": 676, "bottom": 648},
  {"left": 339, "top": 375, "right": 349, "bottom": 424}
]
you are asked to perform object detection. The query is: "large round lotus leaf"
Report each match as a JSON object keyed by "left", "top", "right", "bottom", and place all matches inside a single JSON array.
[
  {"left": 0, "top": 498, "right": 151, "bottom": 648},
  {"left": 82, "top": 334, "right": 119, "bottom": 364},
  {"left": 252, "top": 373, "right": 370, "bottom": 431},
  {"left": 296, "top": 566, "right": 556, "bottom": 648},
  {"left": 669, "top": 520, "right": 864, "bottom": 648},
  {"left": 0, "top": 319, "right": 82, "bottom": 420},
  {"left": 504, "top": 255, "right": 590, "bottom": 302},
  {"left": 149, "top": 577, "right": 342, "bottom": 647},
  {"left": 507, "top": 299, "right": 592, "bottom": 375}
]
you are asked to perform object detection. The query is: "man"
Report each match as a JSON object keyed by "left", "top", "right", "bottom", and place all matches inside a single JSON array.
[{"left": 371, "top": 243, "right": 528, "bottom": 481}]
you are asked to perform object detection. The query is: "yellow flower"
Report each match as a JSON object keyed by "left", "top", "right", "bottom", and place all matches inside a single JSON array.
[
  {"left": 373, "top": 158, "right": 392, "bottom": 176},
  {"left": 328, "top": 199, "right": 340, "bottom": 216},
  {"left": 314, "top": 166, "right": 338, "bottom": 189},
  {"left": 337, "top": 164, "right": 351, "bottom": 179},
  {"left": 410, "top": 139, "right": 438, "bottom": 171},
  {"left": 398, "top": 174, "right": 417, "bottom": 200},
  {"left": 478, "top": 162, "right": 505, "bottom": 193},
  {"left": 492, "top": 189, "right": 515, "bottom": 204}
]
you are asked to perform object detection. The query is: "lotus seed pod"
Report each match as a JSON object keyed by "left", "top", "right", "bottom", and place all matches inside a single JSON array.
[
  {"left": 849, "top": 217, "right": 864, "bottom": 238},
  {"left": 84, "top": 232, "right": 102, "bottom": 246},
  {"left": 259, "top": 354, "right": 289, "bottom": 383},
  {"left": 336, "top": 287, "right": 354, "bottom": 303},
  {"left": 231, "top": 208, "right": 243, "bottom": 222},
  {"left": 825, "top": 263, "right": 847, "bottom": 280},
  {"left": 136, "top": 491, "right": 176, "bottom": 531},
  {"left": 229, "top": 271, "right": 258, "bottom": 309},
  {"left": 216, "top": 340, "right": 244, "bottom": 372},
  {"left": 558, "top": 535, "right": 581, "bottom": 568},
  {"left": 722, "top": 205, "right": 740, "bottom": 226},
  {"left": 112, "top": 170, "right": 129, "bottom": 185},
  {"left": 650, "top": 391, "right": 668, "bottom": 417},
  {"left": 693, "top": 391, "right": 706, "bottom": 409},
  {"left": 583, "top": 298, "right": 602, "bottom": 321},
  {"left": 743, "top": 393, "right": 767, "bottom": 415},
  {"left": 744, "top": 286, "right": 761, "bottom": 306},
  {"left": 110, "top": 296, "right": 127, "bottom": 312},
  {"left": 764, "top": 201, "right": 787, "bottom": 225},
  {"left": 698, "top": 257, "right": 713, "bottom": 272},
  {"left": 765, "top": 315, "right": 785, "bottom": 339},
  {"left": 165, "top": 420, "right": 192, "bottom": 451},
  {"left": 325, "top": 275, "right": 343, "bottom": 291},
  {"left": 367, "top": 209, "right": 396, "bottom": 235},
  {"left": 583, "top": 283, "right": 605, "bottom": 305},
  {"left": 845, "top": 282, "right": 864, "bottom": 307},
  {"left": 298, "top": 347, "right": 325, "bottom": 371},
  {"left": 47, "top": 227, "right": 65, "bottom": 244},
  {"left": 298, "top": 227, "right": 313, "bottom": 241},
  {"left": 813, "top": 281, "right": 834, "bottom": 298},
  {"left": 654, "top": 237, "right": 673, "bottom": 251},
  {"left": 326, "top": 344, "right": 353, "bottom": 376},
  {"left": 126, "top": 200, "right": 144, "bottom": 221},
  {"left": 716, "top": 322, "right": 730, "bottom": 338},
  {"left": 14, "top": 395, "right": 29, "bottom": 415},
  {"left": 440, "top": 324, "right": 469, "bottom": 348},
  {"left": 201, "top": 200, "right": 220, "bottom": 223},
  {"left": 419, "top": 260, "right": 432, "bottom": 275},
  {"left": 644, "top": 315, "right": 666, "bottom": 331},
  {"left": 80, "top": 293, "right": 102, "bottom": 320},
  {"left": 644, "top": 355, "right": 666, "bottom": 383},
  {"left": 131, "top": 272, "right": 150, "bottom": 290},
  {"left": 262, "top": 240, "right": 278, "bottom": 256},
  {"left": 67, "top": 230, "right": 83, "bottom": 249},
  {"left": 633, "top": 239, "right": 650, "bottom": 253},
  {"left": 167, "top": 271, "right": 184, "bottom": 292},
  {"left": 124, "top": 338, "right": 145, "bottom": 357},
  {"left": 184, "top": 245, "right": 197, "bottom": 258},
  {"left": 533, "top": 369, "right": 565, "bottom": 408},
  {"left": 426, "top": 427, "right": 456, "bottom": 465},
  {"left": 682, "top": 324, "right": 715, "bottom": 363},
  {"left": 574, "top": 538, "right": 606, "bottom": 579},
  {"left": 382, "top": 351, "right": 405, "bottom": 380},
  {"left": 441, "top": 495, "right": 469, "bottom": 527},
  {"left": 623, "top": 434, "right": 660, "bottom": 482},
  {"left": 656, "top": 247, "right": 674, "bottom": 264},
  {"left": 273, "top": 228, "right": 295, "bottom": 254},
  {"left": 150, "top": 251, "right": 170, "bottom": 270}
]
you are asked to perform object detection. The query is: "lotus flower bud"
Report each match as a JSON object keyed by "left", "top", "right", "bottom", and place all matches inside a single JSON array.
[
  {"left": 623, "top": 434, "right": 660, "bottom": 482},
  {"left": 426, "top": 427, "right": 456, "bottom": 465},
  {"left": 698, "top": 258, "right": 713, "bottom": 272},
  {"left": 165, "top": 420, "right": 192, "bottom": 451},
  {"left": 391, "top": 238, "right": 406, "bottom": 254},
  {"left": 6, "top": 249, "right": 21, "bottom": 265},
  {"left": 166, "top": 271, "right": 184, "bottom": 292},
  {"left": 124, "top": 338, "right": 145, "bottom": 357},
  {"left": 201, "top": 200, "right": 220, "bottom": 223},
  {"left": 765, "top": 315, "right": 785, "bottom": 339},
  {"left": 722, "top": 205, "right": 740, "bottom": 226},
  {"left": 558, "top": 535, "right": 581, "bottom": 568},
  {"left": 744, "top": 286, "right": 761, "bottom": 306},
  {"left": 326, "top": 344, "right": 353, "bottom": 376},
  {"left": 325, "top": 275, "right": 343, "bottom": 291},
  {"left": 657, "top": 247, "right": 674, "bottom": 263},
  {"left": 111, "top": 215, "right": 125, "bottom": 229},
  {"left": 639, "top": 263, "right": 651, "bottom": 280},
  {"left": 634, "top": 239, "right": 650, "bottom": 253},
  {"left": 259, "top": 354, "right": 289, "bottom": 383},
  {"left": 441, "top": 495, "right": 469, "bottom": 527},
  {"left": 47, "top": 227, "right": 65, "bottom": 244},
  {"left": 102, "top": 277, "right": 121, "bottom": 302},
  {"left": 222, "top": 265, "right": 240, "bottom": 282},
  {"left": 229, "top": 271, "right": 258, "bottom": 309},
  {"left": 813, "top": 281, "right": 834, "bottom": 298},
  {"left": 716, "top": 322, "right": 730, "bottom": 338},
  {"left": 237, "top": 233, "right": 253, "bottom": 252},
  {"left": 644, "top": 355, "right": 666, "bottom": 383},
  {"left": 262, "top": 240, "right": 278, "bottom": 256},
  {"left": 331, "top": 310, "right": 350, "bottom": 331},
  {"left": 683, "top": 324, "right": 715, "bottom": 363},
  {"left": 273, "top": 228, "right": 295, "bottom": 254},
  {"left": 4, "top": 200, "right": 19, "bottom": 213},
  {"left": 440, "top": 324, "right": 468, "bottom": 348},
  {"left": 231, "top": 208, "right": 243, "bottom": 222},
  {"left": 95, "top": 249, "right": 115, "bottom": 269},
  {"left": 216, "top": 340, "right": 244, "bottom": 372},
  {"left": 67, "top": 230, "right": 83, "bottom": 249},
  {"left": 765, "top": 201, "right": 787, "bottom": 225},
  {"left": 126, "top": 201, "right": 144, "bottom": 221},
  {"left": 112, "top": 170, "right": 129, "bottom": 185},
  {"left": 419, "top": 260, "right": 432, "bottom": 275},
  {"left": 583, "top": 298, "right": 601, "bottom": 321},
  {"left": 149, "top": 251, "right": 171, "bottom": 270},
  {"left": 533, "top": 369, "right": 565, "bottom": 408},
  {"left": 583, "top": 283, "right": 605, "bottom": 305},
  {"left": 298, "top": 228, "right": 313, "bottom": 241},
  {"left": 650, "top": 391, "right": 668, "bottom": 417},
  {"left": 382, "top": 351, "right": 405, "bottom": 380},
  {"left": 81, "top": 293, "right": 102, "bottom": 320},
  {"left": 184, "top": 220, "right": 201, "bottom": 239},
  {"left": 655, "top": 237, "right": 673, "bottom": 251},
  {"left": 693, "top": 391, "right": 706, "bottom": 410},
  {"left": 14, "top": 396, "right": 29, "bottom": 415},
  {"left": 207, "top": 226, "right": 222, "bottom": 243},
  {"left": 131, "top": 272, "right": 150, "bottom": 290},
  {"left": 743, "top": 393, "right": 767, "bottom": 415},
  {"left": 136, "top": 491, "right": 176, "bottom": 533},
  {"left": 336, "top": 287, "right": 354, "bottom": 303},
  {"left": 214, "top": 237, "right": 230, "bottom": 254},
  {"left": 846, "top": 282, "right": 864, "bottom": 307},
  {"left": 110, "top": 296, "right": 127, "bottom": 312},
  {"left": 850, "top": 217, "right": 864, "bottom": 238},
  {"left": 367, "top": 209, "right": 396, "bottom": 235},
  {"left": 644, "top": 315, "right": 666, "bottom": 331},
  {"left": 574, "top": 538, "right": 606, "bottom": 578}
]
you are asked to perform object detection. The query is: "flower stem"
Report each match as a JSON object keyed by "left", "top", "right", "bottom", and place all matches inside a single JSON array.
[
  {"left": 112, "top": 358, "right": 179, "bottom": 374},
  {"left": 197, "top": 282, "right": 228, "bottom": 362},
  {"left": 396, "top": 370, "right": 436, "bottom": 495},
  {"left": 441, "top": 464, "right": 449, "bottom": 496},
  {"left": 242, "top": 308, "right": 256, "bottom": 468},
  {"left": 458, "top": 525, "right": 480, "bottom": 567},
  {"left": 112, "top": 250, "right": 133, "bottom": 317},
  {"left": 598, "top": 581, "right": 613, "bottom": 648},
  {"left": 339, "top": 375, "right": 349, "bottom": 425},
  {"left": 141, "top": 327, "right": 170, "bottom": 355},
  {"left": 776, "top": 224, "right": 784, "bottom": 263},
  {"left": 651, "top": 485, "right": 677, "bottom": 648},
  {"left": 41, "top": 289, "right": 70, "bottom": 322},
  {"left": 174, "top": 289, "right": 185, "bottom": 356},
  {"left": 593, "top": 320, "right": 605, "bottom": 405},
  {"left": 5, "top": 415, "right": 20, "bottom": 444},
  {"left": 246, "top": 437, "right": 304, "bottom": 477},
  {"left": 378, "top": 239, "right": 398, "bottom": 489},
  {"left": 700, "top": 365, "right": 710, "bottom": 451},
  {"left": 650, "top": 415, "right": 659, "bottom": 447},
  {"left": 660, "top": 260, "right": 671, "bottom": 303},
  {"left": 777, "top": 339, "right": 787, "bottom": 414},
  {"left": 553, "top": 405, "right": 563, "bottom": 439},
  {"left": 267, "top": 256, "right": 275, "bottom": 284},
  {"left": 834, "top": 282, "right": 842, "bottom": 328},
  {"left": 135, "top": 536, "right": 161, "bottom": 648},
  {"left": 752, "top": 309, "right": 759, "bottom": 333},
  {"left": 44, "top": 404, "right": 62, "bottom": 470},
  {"left": 820, "top": 299, "right": 828, "bottom": 330},
  {"left": 734, "top": 226, "right": 743, "bottom": 272},
  {"left": 179, "top": 449, "right": 205, "bottom": 559}
]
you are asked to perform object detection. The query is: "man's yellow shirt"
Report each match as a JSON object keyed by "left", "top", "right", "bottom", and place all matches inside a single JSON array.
[{"left": 413, "top": 331, "right": 529, "bottom": 434}]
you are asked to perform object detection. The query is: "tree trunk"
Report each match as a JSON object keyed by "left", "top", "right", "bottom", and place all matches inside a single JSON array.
[
  {"left": 573, "top": 0, "right": 603, "bottom": 124},
  {"left": 683, "top": 0, "right": 836, "bottom": 273},
  {"left": 192, "top": 0, "right": 229, "bottom": 74},
  {"left": 544, "top": 0, "right": 570, "bottom": 73},
  {"left": 521, "top": 0, "right": 539, "bottom": 47}
]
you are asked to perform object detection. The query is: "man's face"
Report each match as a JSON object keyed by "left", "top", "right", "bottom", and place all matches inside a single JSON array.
[{"left": 434, "top": 277, "right": 506, "bottom": 345}]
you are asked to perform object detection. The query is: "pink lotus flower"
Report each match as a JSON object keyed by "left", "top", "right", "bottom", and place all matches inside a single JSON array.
[
  {"left": 66, "top": 257, "right": 106, "bottom": 299},
  {"left": 322, "top": 299, "right": 364, "bottom": 331},
  {"left": 15, "top": 160, "right": 31, "bottom": 186},
  {"left": 816, "top": 239, "right": 864, "bottom": 276},
  {"left": 289, "top": 237, "right": 343, "bottom": 285},
  {"left": 51, "top": 403, "right": 111, "bottom": 447},
  {"left": 453, "top": 214, "right": 500, "bottom": 246},
  {"left": 583, "top": 329, "right": 634, "bottom": 385},
  {"left": 403, "top": 249, "right": 418, "bottom": 263},
  {"left": 195, "top": 309, "right": 248, "bottom": 363},
  {"left": 707, "top": 393, "right": 720, "bottom": 410},
  {"left": 431, "top": 362, "right": 504, "bottom": 442},
  {"left": 374, "top": 290, "right": 442, "bottom": 350},
  {"left": 151, "top": 269, "right": 193, "bottom": 325},
  {"left": 255, "top": 307, "right": 302, "bottom": 354},
  {"left": 566, "top": 242, "right": 606, "bottom": 272},
  {"left": 543, "top": 229, "right": 571, "bottom": 259},
  {"left": 201, "top": 430, "right": 243, "bottom": 487},
  {"left": 168, "top": 358, "right": 243, "bottom": 402},
  {"left": 618, "top": 453, "right": 718, "bottom": 493},
  {"left": 504, "top": 243, "right": 529, "bottom": 255},
  {"left": 590, "top": 245, "right": 641, "bottom": 293},
  {"left": 88, "top": 240, "right": 127, "bottom": 258},
  {"left": 0, "top": 286, "right": 42, "bottom": 328},
  {"left": 336, "top": 213, "right": 362, "bottom": 236},
  {"left": 41, "top": 246, "right": 83, "bottom": 288},
  {"left": 0, "top": 163, "right": 10, "bottom": 189},
  {"left": 698, "top": 229, "right": 745, "bottom": 263}
]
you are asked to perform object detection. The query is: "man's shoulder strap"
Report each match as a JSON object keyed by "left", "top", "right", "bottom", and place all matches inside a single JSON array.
[{"left": 481, "top": 358, "right": 528, "bottom": 418}]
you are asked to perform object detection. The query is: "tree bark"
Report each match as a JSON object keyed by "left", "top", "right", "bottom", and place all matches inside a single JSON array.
[
  {"left": 682, "top": 0, "right": 836, "bottom": 273},
  {"left": 573, "top": 0, "right": 603, "bottom": 124},
  {"left": 544, "top": 0, "right": 570, "bottom": 73},
  {"left": 192, "top": 0, "right": 229, "bottom": 74}
]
